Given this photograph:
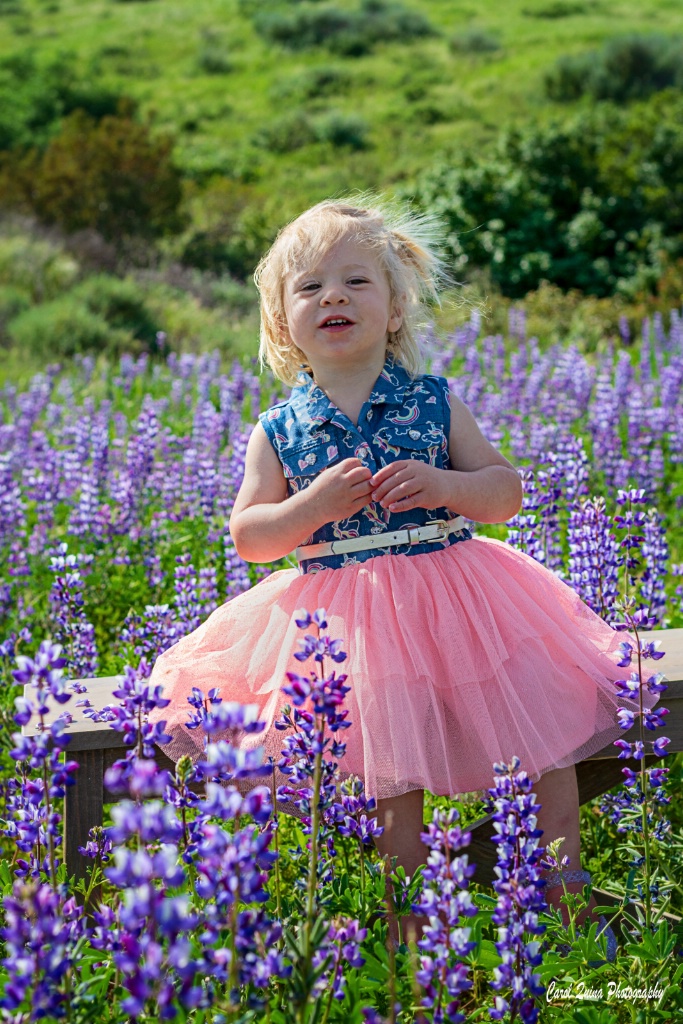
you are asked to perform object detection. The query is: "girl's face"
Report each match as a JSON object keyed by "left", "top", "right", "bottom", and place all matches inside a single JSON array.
[{"left": 281, "top": 233, "right": 402, "bottom": 374}]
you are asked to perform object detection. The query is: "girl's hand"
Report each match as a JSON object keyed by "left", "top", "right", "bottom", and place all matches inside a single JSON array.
[
  {"left": 370, "top": 460, "right": 446, "bottom": 512},
  {"left": 306, "top": 457, "right": 374, "bottom": 523}
]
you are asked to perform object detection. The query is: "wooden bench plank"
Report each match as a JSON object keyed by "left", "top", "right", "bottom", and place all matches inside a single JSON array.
[
  {"left": 22, "top": 676, "right": 127, "bottom": 751},
  {"left": 64, "top": 748, "right": 104, "bottom": 895}
]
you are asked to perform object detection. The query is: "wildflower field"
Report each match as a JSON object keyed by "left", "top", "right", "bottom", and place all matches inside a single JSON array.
[{"left": 1, "top": 309, "right": 682, "bottom": 1023}]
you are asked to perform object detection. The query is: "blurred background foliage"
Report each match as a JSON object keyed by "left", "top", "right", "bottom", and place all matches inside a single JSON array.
[{"left": 0, "top": 0, "right": 683, "bottom": 377}]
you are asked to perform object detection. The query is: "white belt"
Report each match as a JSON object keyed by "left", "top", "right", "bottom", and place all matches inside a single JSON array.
[{"left": 295, "top": 516, "right": 468, "bottom": 562}]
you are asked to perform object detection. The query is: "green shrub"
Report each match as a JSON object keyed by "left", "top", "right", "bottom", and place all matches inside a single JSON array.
[
  {"left": 545, "top": 34, "right": 683, "bottom": 103},
  {"left": 253, "top": 110, "right": 315, "bottom": 153},
  {"left": 254, "top": 0, "right": 434, "bottom": 56},
  {"left": 315, "top": 111, "right": 368, "bottom": 149},
  {"left": 7, "top": 275, "right": 162, "bottom": 359},
  {"left": 196, "top": 28, "right": 232, "bottom": 75},
  {"left": 7, "top": 295, "right": 117, "bottom": 359},
  {"left": 255, "top": 6, "right": 352, "bottom": 52},
  {"left": 2, "top": 109, "right": 184, "bottom": 243},
  {"left": 0, "top": 285, "right": 30, "bottom": 338},
  {"left": 449, "top": 28, "right": 501, "bottom": 54},
  {"left": 270, "top": 65, "right": 353, "bottom": 103},
  {"left": 522, "top": 1, "right": 592, "bottom": 17},
  {"left": 180, "top": 182, "right": 276, "bottom": 281},
  {"left": 208, "top": 277, "right": 258, "bottom": 316},
  {"left": 408, "top": 93, "right": 683, "bottom": 298},
  {"left": 0, "top": 50, "right": 124, "bottom": 151},
  {"left": 0, "top": 232, "right": 80, "bottom": 301},
  {"left": 71, "top": 275, "right": 160, "bottom": 345},
  {"left": 409, "top": 102, "right": 451, "bottom": 125}
]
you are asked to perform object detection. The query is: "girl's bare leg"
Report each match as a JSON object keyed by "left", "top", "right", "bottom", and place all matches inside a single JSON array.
[
  {"left": 373, "top": 766, "right": 600, "bottom": 945},
  {"left": 533, "top": 765, "right": 599, "bottom": 927},
  {"left": 373, "top": 789, "right": 429, "bottom": 945}
]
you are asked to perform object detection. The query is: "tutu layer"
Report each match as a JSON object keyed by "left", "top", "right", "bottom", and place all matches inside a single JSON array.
[{"left": 148, "top": 538, "right": 658, "bottom": 802}]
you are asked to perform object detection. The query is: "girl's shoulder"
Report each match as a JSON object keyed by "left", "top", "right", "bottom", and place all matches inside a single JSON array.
[
  {"left": 400, "top": 367, "right": 451, "bottom": 412},
  {"left": 258, "top": 386, "right": 315, "bottom": 456}
]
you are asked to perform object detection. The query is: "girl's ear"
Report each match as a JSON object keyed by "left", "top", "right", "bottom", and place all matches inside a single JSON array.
[
  {"left": 388, "top": 302, "right": 403, "bottom": 334},
  {"left": 277, "top": 317, "right": 291, "bottom": 344}
]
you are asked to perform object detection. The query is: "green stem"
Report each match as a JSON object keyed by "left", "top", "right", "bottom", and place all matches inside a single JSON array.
[
  {"left": 82, "top": 855, "right": 102, "bottom": 911},
  {"left": 633, "top": 621, "right": 653, "bottom": 934},
  {"left": 358, "top": 838, "right": 366, "bottom": 923},
  {"left": 42, "top": 745, "right": 57, "bottom": 892},
  {"left": 271, "top": 763, "right": 283, "bottom": 928},
  {"left": 319, "top": 953, "right": 339, "bottom": 1024},
  {"left": 228, "top": 813, "right": 243, "bottom": 1009},
  {"left": 387, "top": 926, "right": 398, "bottom": 1024},
  {"left": 304, "top": 734, "right": 324, "bottom": 965},
  {"left": 559, "top": 874, "right": 578, "bottom": 945}
]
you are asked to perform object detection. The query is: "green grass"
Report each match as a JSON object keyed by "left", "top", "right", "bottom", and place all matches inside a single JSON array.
[{"left": 2, "top": 0, "right": 683, "bottom": 209}]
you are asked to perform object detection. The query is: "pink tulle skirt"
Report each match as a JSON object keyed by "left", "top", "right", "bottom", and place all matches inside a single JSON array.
[{"left": 148, "top": 538, "right": 657, "bottom": 803}]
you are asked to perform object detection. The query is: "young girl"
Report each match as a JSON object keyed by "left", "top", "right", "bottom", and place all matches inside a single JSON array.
[{"left": 148, "top": 197, "right": 656, "bottom": 953}]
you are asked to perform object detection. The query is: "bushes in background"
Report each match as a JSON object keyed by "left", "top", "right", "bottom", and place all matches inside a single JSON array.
[
  {"left": 408, "top": 92, "right": 683, "bottom": 298},
  {"left": 0, "top": 50, "right": 123, "bottom": 151},
  {"left": 179, "top": 181, "right": 277, "bottom": 281},
  {"left": 449, "top": 28, "right": 501, "bottom": 55},
  {"left": 545, "top": 34, "right": 683, "bottom": 103},
  {"left": 269, "top": 66, "right": 354, "bottom": 104},
  {"left": 252, "top": 107, "right": 369, "bottom": 158},
  {"left": 6, "top": 275, "right": 162, "bottom": 360},
  {"left": 196, "top": 28, "right": 233, "bottom": 75},
  {"left": 0, "top": 108, "right": 184, "bottom": 244},
  {"left": 253, "top": 0, "right": 435, "bottom": 57},
  {"left": 0, "top": 230, "right": 79, "bottom": 302}
]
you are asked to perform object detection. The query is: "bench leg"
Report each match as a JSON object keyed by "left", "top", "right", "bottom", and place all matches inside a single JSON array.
[{"left": 64, "top": 748, "right": 104, "bottom": 898}]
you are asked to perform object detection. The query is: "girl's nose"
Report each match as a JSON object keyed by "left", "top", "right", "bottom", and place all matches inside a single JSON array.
[{"left": 320, "top": 285, "right": 349, "bottom": 305}]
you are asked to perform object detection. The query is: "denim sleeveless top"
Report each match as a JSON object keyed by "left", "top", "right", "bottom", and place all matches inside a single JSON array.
[{"left": 258, "top": 355, "right": 472, "bottom": 575}]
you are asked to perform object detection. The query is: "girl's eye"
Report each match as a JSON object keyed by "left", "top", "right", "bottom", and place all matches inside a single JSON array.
[{"left": 349, "top": 277, "right": 368, "bottom": 284}]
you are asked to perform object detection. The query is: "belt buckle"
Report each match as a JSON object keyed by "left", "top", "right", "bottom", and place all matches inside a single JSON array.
[
  {"left": 426, "top": 519, "right": 449, "bottom": 543},
  {"left": 406, "top": 527, "right": 421, "bottom": 545}
]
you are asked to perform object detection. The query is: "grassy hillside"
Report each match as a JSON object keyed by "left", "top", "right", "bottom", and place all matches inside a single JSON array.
[
  {"left": 2, "top": 0, "right": 682, "bottom": 211},
  {"left": 1, "top": 0, "right": 683, "bottom": 381}
]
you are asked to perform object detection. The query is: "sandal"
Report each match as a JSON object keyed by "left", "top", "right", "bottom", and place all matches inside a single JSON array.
[{"left": 543, "top": 868, "right": 617, "bottom": 965}]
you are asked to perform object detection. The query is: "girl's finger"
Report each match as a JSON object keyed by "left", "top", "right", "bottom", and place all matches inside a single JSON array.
[{"left": 389, "top": 495, "right": 414, "bottom": 511}]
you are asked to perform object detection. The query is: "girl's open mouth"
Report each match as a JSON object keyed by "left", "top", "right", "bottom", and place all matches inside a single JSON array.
[{"left": 319, "top": 317, "right": 355, "bottom": 332}]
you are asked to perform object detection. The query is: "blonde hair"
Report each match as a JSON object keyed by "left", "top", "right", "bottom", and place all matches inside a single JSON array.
[{"left": 253, "top": 192, "right": 451, "bottom": 387}]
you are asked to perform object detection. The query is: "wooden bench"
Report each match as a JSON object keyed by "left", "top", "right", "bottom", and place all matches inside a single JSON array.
[{"left": 22, "top": 629, "right": 683, "bottom": 888}]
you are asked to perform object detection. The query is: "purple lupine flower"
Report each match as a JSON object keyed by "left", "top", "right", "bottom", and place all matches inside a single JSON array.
[
  {"left": 78, "top": 823, "right": 114, "bottom": 862},
  {"left": 410, "top": 806, "right": 477, "bottom": 1023},
  {"left": 0, "top": 883, "right": 88, "bottom": 1018},
  {"left": 328, "top": 774, "right": 384, "bottom": 847},
  {"left": 224, "top": 527, "right": 251, "bottom": 600},
  {"left": 5, "top": 640, "right": 79, "bottom": 885},
  {"left": 639, "top": 508, "right": 669, "bottom": 626},
  {"left": 607, "top": 617, "right": 671, "bottom": 849},
  {"left": 82, "top": 658, "right": 172, "bottom": 795},
  {"left": 197, "top": 565, "right": 219, "bottom": 616},
  {"left": 173, "top": 552, "right": 203, "bottom": 633},
  {"left": 47, "top": 543, "right": 99, "bottom": 677},
  {"left": 485, "top": 758, "right": 546, "bottom": 1024},
  {"left": 506, "top": 471, "right": 545, "bottom": 564},
  {"left": 115, "top": 603, "right": 180, "bottom": 664},
  {"left": 567, "top": 497, "right": 621, "bottom": 620},
  {"left": 307, "top": 917, "right": 368, "bottom": 1002}
]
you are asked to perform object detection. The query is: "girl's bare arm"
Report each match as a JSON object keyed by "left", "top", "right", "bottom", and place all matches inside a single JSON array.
[
  {"left": 443, "top": 394, "right": 523, "bottom": 523},
  {"left": 229, "top": 424, "right": 320, "bottom": 562},
  {"left": 229, "top": 423, "right": 374, "bottom": 562}
]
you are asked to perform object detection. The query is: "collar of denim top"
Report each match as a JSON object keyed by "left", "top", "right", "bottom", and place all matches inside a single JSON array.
[{"left": 294, "top": 354, "right": 412, "bottom": 427}]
